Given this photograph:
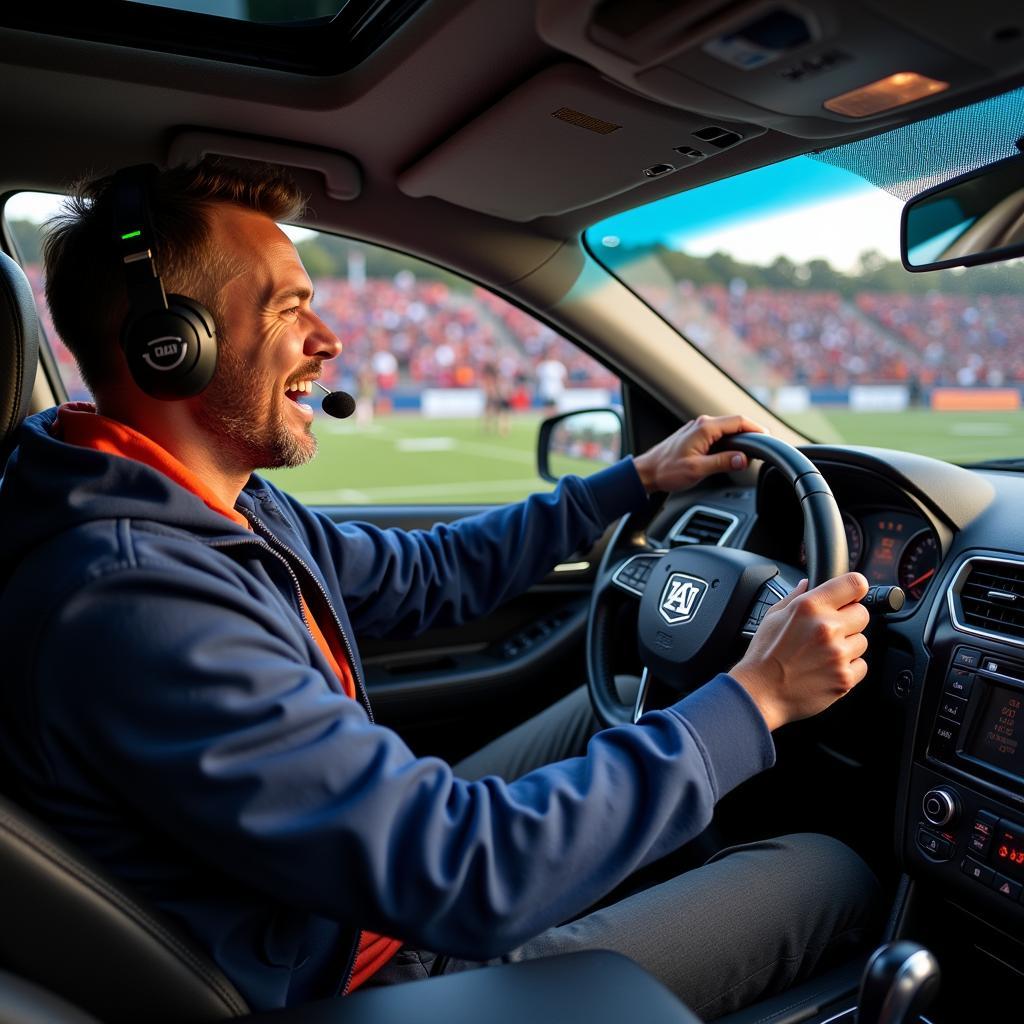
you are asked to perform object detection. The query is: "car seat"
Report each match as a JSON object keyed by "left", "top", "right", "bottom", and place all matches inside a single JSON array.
[
  {"left": 0, "top": 250, "right": 708, "bottom": 1024},
  {"left": 0, "top": 249, "right": 250, "bottom": 1022}
]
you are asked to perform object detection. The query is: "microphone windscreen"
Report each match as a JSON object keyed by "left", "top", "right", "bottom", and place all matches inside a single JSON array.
[{"left": 321, "top": 390, "right": 356, "bottom": 419}]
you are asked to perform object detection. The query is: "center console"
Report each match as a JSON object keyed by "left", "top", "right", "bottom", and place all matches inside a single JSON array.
[{"left": 905, "top": 557, "right": 1024, "bottom": 929}]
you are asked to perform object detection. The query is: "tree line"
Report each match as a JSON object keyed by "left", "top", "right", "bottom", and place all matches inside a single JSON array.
[
  {"left": 600, "top": 242, "right": 1024, "bottom": 296},
  {"left": 11, "top": 217, "right": 1023, "bottom": 297}
]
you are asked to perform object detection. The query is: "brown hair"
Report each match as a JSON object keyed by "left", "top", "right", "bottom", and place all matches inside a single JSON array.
[{"left": 42, "top": 158, "right": 306, "bottom": 394}]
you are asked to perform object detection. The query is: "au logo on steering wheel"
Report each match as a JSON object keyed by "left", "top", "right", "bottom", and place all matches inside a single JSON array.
[{"left": 659, "top": 572, "right": 708, "bottom": 625}]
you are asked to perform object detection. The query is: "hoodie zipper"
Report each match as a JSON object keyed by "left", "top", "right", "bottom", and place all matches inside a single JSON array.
[
  {"left": 208, "top": 526, "right": 371, "bottom": 993},
  {"left": 239, "top": 509, "right": 374, "bottom": 723},
  {"left": 211, "top": 520, "right": 374, "bottom": 722}
]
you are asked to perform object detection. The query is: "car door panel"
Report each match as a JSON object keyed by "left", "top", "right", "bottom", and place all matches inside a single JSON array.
[{"left": 321, "top": 504, "right": 611, "bottom": 756}]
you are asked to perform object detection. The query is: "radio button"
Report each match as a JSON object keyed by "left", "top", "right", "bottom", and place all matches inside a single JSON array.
[
  {"left": 962, "top": 857, "right": 994, "bottom": 886},
  {"left": 970, "top": 814, "right": 997, "bottom": 857},
  {"left": 954, "top": 648, "right": 982, "bottom": 670},
  {"left": 931, "top": 723, "right": 957, "bottom": 757},
  {"left": 991, "top": 873, "right": 1023, "bottom": 902},
  {"left": 939, "top": 695, "right": 968, "bottom": 724},
  {"left": 917, "top": 827, "right": 953, "bottom": 860},
  {"left": 944, "top": 668, "right": 974, "bottom": 699}
]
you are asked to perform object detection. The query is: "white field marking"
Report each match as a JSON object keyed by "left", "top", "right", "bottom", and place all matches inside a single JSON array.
[
  {"left": 451, "top": 440, "right": 536, "bottom": 465},
  {"left": 395, "top": 437, "right": 456, "bottom": 452},
  {"left": 948, "top": 423, "right": 1015, "bottom": 437},
  {"left": 319, "top": 420, "right": 387, "bottom": 435},
  {"left": 292, "top": 478, "right": 543, "bottom": 503}
]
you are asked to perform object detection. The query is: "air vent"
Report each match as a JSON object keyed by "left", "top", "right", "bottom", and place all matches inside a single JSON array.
[
  {"left": 950, "top": 558, "right": 1024, "bottom": 645},
  {"left": 669, "top": 505, "right": 739, "bottom": 546}
]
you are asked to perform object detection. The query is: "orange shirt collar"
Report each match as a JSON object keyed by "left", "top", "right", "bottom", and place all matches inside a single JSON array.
[{"left": 53, "top": 402, "right": 250, "bottom": 530}]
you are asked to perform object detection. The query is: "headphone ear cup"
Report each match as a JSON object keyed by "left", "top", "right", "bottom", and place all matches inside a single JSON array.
[{"left": 121, "top": 295, "right": 217, "bottom": 400}]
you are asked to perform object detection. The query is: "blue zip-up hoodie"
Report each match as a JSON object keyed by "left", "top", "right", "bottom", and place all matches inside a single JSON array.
[{"left": 0, "top": 407, "right": 775, "bottom": 1012}]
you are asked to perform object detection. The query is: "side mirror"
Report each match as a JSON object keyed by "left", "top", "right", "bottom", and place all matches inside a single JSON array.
[
  {"left": 902, "top": 152, "right": 1024, "bottom": 271},
  {"left": 537, "top": 408, "right": 623, "bottom": 483}
]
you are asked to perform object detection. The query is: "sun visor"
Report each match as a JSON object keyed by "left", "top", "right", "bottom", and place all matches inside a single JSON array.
[
  {"left": 167, "top": 130, "right": 362, "bottom": 200},
  {"left": 397, "top": 64, "right": 765, "bottom": 222}
]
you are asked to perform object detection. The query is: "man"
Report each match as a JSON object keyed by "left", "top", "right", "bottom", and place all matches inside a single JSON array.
[{"left": 0, "top": 161, "right": 877, "bottom": 1018}]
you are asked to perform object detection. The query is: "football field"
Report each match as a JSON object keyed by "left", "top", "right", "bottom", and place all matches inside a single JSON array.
[
  {"left": 264, "top": 414, "right": 554, "bottom": 506},
  {"left": 263, "top": 409, "right": 1024, "bottom": 506}
]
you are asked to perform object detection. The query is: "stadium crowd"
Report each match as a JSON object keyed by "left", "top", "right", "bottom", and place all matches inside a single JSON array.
[{"left": 22, "top": 261, "right": 1024, "bottom": 405}]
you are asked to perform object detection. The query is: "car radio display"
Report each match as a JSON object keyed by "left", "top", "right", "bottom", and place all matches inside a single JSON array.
[{"left": 968, "top": 683, "right": 1024, "bottom": 776}]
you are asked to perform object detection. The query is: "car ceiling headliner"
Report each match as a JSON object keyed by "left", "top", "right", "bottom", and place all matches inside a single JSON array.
[{"left": 0, "top": 0, "right": 1021, "bottom": 246}]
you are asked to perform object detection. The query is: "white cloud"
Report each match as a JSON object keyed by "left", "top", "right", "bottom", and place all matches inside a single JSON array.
[{"left": 673, "top": 190, "right": 905, "bottom": 271}]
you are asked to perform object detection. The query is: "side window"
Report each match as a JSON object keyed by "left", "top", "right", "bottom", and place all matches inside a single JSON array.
[
  {"left": 7, "top": 192, "right": 91, "bottom": 402},
  {"left": 5, "top": 196, "right": 619, "bottom": 504}
]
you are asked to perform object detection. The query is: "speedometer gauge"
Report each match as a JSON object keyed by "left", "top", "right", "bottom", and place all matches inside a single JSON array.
[
  {"left": 843, "top": 512, "right": 863, "bottom": 570},
  {"left": 898, "top": 531, "right": 939, "bottom": 601}
]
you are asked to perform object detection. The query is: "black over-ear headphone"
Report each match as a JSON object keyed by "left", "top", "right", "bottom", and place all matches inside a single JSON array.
[{"left": 112, "top": 164, "right": 218, "bottom": 399}]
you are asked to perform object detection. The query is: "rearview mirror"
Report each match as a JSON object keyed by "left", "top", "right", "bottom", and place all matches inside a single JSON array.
[
  {"left": 538, "top": 409, "right": 623, "bottom": 483},
  {"left": 902, "top": 152, "right": 1024, "bottom": 271}
]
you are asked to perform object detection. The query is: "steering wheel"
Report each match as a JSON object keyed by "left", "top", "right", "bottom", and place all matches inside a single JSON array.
[{"left": 586, "top": 433, "right": 849, "bottom": 727}]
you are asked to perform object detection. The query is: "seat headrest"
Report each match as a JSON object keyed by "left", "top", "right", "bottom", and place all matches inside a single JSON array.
[{"left": 0, "top": 251, "right": 40, "bottom": 455}]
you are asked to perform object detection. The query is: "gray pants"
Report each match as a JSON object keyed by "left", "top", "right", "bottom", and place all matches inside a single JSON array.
[{"left": 366, "top": 687, "right": 881, "bottom": 1020}]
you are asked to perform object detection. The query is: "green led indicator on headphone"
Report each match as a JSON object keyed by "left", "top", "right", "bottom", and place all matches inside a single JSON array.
[{"left": 121, "top": 229, "right": 142, "bottom": 240}]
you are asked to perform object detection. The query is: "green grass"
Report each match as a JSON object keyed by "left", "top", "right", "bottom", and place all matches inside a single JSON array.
[
  {"left": 264, "top": 414, "right": 554, "bottom": 505},
  {"left": 263, "top": 409, "right": 1024, "bottom": 506},
  {"left": 787, "top": 409, "right": 1024, "bottom": 463}
]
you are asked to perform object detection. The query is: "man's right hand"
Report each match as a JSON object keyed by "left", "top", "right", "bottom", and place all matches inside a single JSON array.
[{"left": 730, "top": 572, "right": 871, "bottom": 732}]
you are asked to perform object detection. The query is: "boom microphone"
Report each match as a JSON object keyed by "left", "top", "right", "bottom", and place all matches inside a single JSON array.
[{"left": 312, "top": 380, "right": 356, "bottom": 419}]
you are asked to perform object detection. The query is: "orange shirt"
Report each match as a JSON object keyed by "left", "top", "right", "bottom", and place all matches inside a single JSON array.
[{"left": 54, "top": 404, "right": 401, "bottom": 990}]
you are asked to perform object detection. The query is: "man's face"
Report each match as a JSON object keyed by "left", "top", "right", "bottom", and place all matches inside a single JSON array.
[{"left": 194, "top": 205, "right": 341, "bottom": 471}]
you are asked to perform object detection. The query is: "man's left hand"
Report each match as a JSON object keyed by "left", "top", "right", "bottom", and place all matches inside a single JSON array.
[{"left": 633, "top": 414, "right": 767, "bottom": 494}]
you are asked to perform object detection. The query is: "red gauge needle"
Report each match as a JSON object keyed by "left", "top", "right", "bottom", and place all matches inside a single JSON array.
[{"left": 906, "top": 568, "right": 936, "bottom": 591}]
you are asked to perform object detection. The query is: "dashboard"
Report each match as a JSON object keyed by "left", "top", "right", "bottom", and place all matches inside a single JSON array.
[{"left": 646, "top": 441, "right": 1024, "bottom": 1001}]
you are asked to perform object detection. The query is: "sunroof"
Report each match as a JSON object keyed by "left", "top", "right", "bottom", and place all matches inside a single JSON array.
[
  {"left": 124, "top": 0, "right": 344, "bottom": 25},
  {"left": 0, "top": 0, "right": 428, "bottom": 74}
]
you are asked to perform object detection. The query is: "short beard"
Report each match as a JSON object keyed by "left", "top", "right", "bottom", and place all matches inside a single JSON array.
[{"left": 195, "top": 336, "right": 318, "bottom": 471}]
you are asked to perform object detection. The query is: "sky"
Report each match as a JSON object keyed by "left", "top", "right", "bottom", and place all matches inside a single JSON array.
[{"left": 588, "top": 155, "right": 904, "bottom": 272}]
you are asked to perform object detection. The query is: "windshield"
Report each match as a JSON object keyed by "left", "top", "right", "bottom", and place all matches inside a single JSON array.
[{"left": 586, "top": 88, "right": 1024, "bottom": 464}]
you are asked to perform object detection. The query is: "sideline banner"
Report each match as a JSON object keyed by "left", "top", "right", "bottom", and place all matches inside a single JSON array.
[
  {"left": 421, "top": 388, "right": 485, "bottom": 418},
  {"left": 931, "top": 388, "right": 1021, "bottom": 411},
  {"left": 848, "top": 385, "right": 910, "bottom": 412}
]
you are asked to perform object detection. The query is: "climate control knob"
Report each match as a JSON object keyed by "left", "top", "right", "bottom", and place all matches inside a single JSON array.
[{"left": 922, "top": 788, "right": 959, "bottom": 827}]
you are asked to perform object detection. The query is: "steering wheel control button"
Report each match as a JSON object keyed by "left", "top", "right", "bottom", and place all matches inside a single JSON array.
[
  {"left": 612, "top": 556, "right": 657, "bottom": 596},
  {"left": 922, "top": 788, "right": 959, "bottom": 827},
  {"left": 954, "top": 647, "right": 982, "bottom": 670},
  {"left": 944, "top": 667, "right": 975, "bottom": 699},
  {"left": 962, "top": 857, "right": 994, "bottom": 886},
  {"left": 917, "top": 827, "right": 953, "bottom": 861},
  {"left": 742, "top": 582, "right": 784, "bottom": 635},
  {"left": 991, "top": 873, "right": 1023, "bottom": 902}
]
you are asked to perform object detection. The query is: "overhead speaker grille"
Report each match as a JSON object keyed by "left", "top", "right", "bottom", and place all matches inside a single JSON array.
[{"left": 551, "top": 107, "right": 621, "bottom": 134}]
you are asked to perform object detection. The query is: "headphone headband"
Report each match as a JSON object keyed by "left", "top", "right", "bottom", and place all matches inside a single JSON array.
[
  {"left": 112, "top": 165, "right": 167, "bottom": 317},
  {"left": 113, "top": 164, "right": 218, "bottom": 400}
]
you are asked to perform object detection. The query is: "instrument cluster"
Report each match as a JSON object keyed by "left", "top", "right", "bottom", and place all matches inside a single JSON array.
[{"left": 805, "top": 509, "right": 939, "bottom": 606}]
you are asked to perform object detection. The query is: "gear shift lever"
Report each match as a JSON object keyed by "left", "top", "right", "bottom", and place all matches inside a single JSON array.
[{"left": 857, "top": 941, "right": 940, "bottom": 1024}]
